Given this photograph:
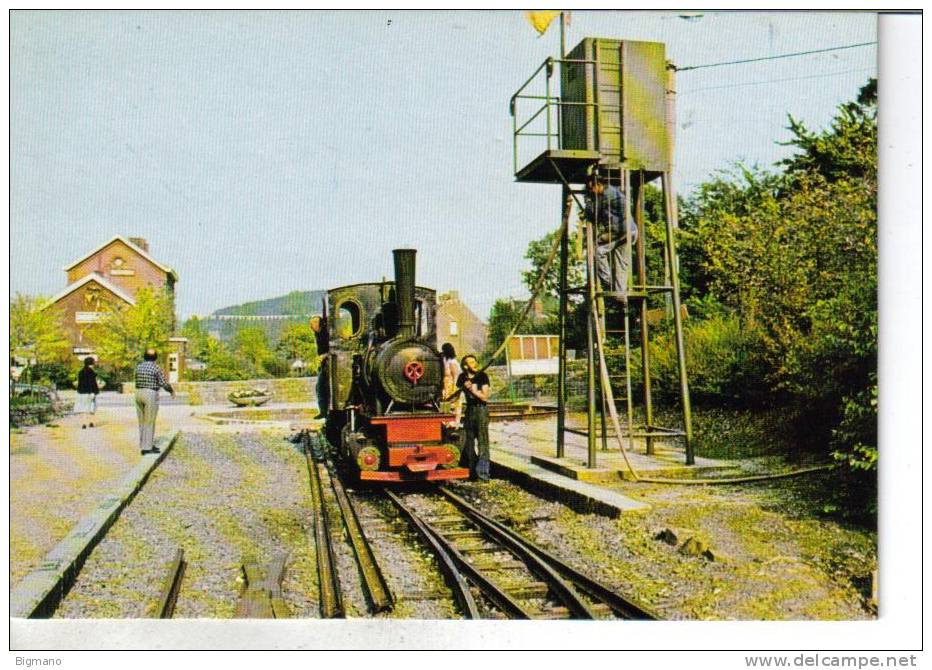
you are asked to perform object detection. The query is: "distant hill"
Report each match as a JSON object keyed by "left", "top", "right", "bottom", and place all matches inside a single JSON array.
[
  {"left": 204, "top": 290, "right": 327, "bottom": 342},
  {"left": 214, "top": 290, "right": 328, "bottom": 317}
]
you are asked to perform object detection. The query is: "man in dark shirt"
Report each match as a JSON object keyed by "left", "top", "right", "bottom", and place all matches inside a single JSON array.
[
  {"left": 585, "top": 172, "right": 638, "bottom": 303},
  {"left": 456, "top": 354, "right": 491, "bottom": 481},
  {"left": 310, "top": 315, "right": 330, "bottom": 420},
  {"left": 134, "top": 348, "right": 175, "bottom": 455}
]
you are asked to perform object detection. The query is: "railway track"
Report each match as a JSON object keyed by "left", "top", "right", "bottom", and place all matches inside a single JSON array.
[
  {"left": 146, "top": 547, "right": 187, "bottom": 618},
  {"left": 303, "top": 431, "right": 394, "bottom": 618},
  {"left": 488, "top": 401, "right": 558, "bottom": 422},
  {"left": 386, "top": 487, "right": 658, "bottom": 620},
  {"left": 11, "top": 431, "right": 181, "bottom": 619},
  {"left": 303, "top": 428, "right": 657, "bottom": 620}
]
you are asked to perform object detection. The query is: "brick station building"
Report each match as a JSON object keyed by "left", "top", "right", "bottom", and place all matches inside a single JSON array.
[
  {"left": 46, "top": 236, "right": 187, "bottom": 382},
  {"left": 435, "top": 291, "right": 487, "bottom": 359}
]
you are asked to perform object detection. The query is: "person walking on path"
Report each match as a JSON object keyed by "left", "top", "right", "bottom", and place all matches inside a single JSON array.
[
  {"left": 456, "top": 354, "right": 492, "bottom": 481},
  {"left": 75, "top": 357, "right": 99, "bottom": 429},
  {"left": 134, "top": 349, "right": 175, "bottom": 455}
]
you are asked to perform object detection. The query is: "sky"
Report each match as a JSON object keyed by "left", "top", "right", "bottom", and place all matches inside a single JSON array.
[{"left": 9, "top": 10, "right": 877, "bottom": 321}]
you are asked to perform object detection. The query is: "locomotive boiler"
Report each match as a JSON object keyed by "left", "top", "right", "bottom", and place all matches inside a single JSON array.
[{"left": 323, "top": 249, "right": 470, "bottom": 483}]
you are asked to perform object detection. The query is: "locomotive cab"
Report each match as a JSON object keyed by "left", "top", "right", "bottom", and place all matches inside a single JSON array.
[{"left": 323, "top": 250, "right": 469, "bottom": 483}]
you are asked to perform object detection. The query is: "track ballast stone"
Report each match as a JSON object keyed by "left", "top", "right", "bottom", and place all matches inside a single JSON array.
[{"left": 56, "top": 431, "right": 317, "bottom": 618}]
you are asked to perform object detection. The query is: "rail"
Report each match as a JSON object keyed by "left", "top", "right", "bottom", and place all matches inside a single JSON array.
[
  {"left": 327, "top": 463, "right": 394, "bottom": 613},
  {"left": 303, "top": 433, "right": 344, "bottom": 618},
  {"left": 147, "top": 547, "right": 186, "bottom": 619},
  {"left": 387, "top": 488, "right": 655, "bottom": 620}
]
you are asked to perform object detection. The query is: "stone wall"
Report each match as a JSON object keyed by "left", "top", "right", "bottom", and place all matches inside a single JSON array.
[{"left": 174, "top": 377, "right": 315, "bottom": 405}]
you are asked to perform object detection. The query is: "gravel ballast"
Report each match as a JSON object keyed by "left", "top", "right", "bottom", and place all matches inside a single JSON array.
[{"left": 56, "top": 431, "right": 318, "bottom": 618}]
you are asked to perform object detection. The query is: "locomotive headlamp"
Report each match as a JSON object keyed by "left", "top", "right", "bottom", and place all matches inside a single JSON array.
[
  {"left": 356, "top": 447, "right": 381, "bottom": 471},
  {"left": 441, "top": 444, "right": 461, "bottom": 469}
]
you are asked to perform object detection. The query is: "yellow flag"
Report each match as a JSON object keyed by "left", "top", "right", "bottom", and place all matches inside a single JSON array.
[{"left": 525, "top": 10, "right": 561, "bottom": 36}]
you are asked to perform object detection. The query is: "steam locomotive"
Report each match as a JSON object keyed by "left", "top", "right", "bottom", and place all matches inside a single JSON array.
[{"left": 322, "top": 249, "right": 470, "bottom": 482}]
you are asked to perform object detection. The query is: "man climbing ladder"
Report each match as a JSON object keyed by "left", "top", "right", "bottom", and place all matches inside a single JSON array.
[{"left": 584, "top": 171, "right": 638, "bottom": 304}]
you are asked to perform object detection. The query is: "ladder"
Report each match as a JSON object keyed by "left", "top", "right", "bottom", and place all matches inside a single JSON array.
[
  {"left": 508, "top": 41, "right": 694, "bottom": 468},
  {"left": 560, "top": 165, "right": 692, "bottom": 467}
]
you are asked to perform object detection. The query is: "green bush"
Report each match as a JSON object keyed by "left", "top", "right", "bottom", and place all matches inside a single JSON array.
[
  {"left": 646, "top": 314, "right": 771, "bottom": 407},
  {"left": 261, "top": 355, "right": 291, "bottom": 378},
  {"left": 30, "top": 362, "right": 76, "bottom": 389}
]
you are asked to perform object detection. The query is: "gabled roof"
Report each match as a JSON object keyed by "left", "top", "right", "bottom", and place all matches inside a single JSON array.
[
  {"left": 46, "top": 272, "right": 137, "bottom": 308},
  {"left": 62, "top": 235, "right": 178, "bottom": 281}
]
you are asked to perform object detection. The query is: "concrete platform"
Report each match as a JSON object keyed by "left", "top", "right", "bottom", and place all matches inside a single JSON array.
[
  {"left": 491, "top": 415, "right": 736, "bottom": 481},
  {"left": 490, "top": 448, "right": 649, "bottom": 517},
  {"left": 487, "top": 414, "right": 737, "bottom": 514},
  {"left": 10, "top": 431, "right": 180, "bottom": 619}
]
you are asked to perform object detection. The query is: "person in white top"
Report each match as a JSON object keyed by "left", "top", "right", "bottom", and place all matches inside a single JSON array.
[{"left": 441, "top": 342, "right": 463, "bottom": 428}]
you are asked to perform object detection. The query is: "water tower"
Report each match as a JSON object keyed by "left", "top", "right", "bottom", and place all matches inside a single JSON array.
[{"left": 510, "top": 34, "right": 694, "bottom": 466}]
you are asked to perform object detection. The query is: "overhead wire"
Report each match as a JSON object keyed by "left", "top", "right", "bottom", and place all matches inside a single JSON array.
[
  {"left": 678, "top": 66, "right": 877, "bottom": 95},
  {"left": 676, "top": 40, "right": 877, "bottom": 72}
]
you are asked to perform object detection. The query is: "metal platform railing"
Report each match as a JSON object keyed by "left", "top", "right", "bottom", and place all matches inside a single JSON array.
[{"left": 509, "top": 57, "right": 621, "bottom": 178}]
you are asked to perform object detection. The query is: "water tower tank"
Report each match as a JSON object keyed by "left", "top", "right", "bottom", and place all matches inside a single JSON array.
[{"left": 560, "top": 38, "right": 670, "bottom": 172}]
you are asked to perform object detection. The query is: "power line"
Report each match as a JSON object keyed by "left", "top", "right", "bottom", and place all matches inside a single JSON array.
[
  {"left": 677, "top": 41, "right": 877, "bottom": 72},
  {"left": 679, "top": 66, "right": 876, "bottom": 95}
]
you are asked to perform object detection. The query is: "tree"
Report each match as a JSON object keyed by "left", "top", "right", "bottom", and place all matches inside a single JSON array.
[
  {"left": 232, "top": 326, "right": 271, "bottom": 375},
  {"left": 180, "top": 316, "right": 210, "bottom": 359},
  {"left": 521, "top": 228, "right": 586, "bottom": 302},
  {"left": 275, "top": 322, "right": 318, "bottom": 373},
  {"left": 676, "top": 80, "right": 878, "bottom": 498},
  {"left": 200, "top": 336, "right": 248, "bottom": 381},
  {"left": 10, "top": 294, "right": 71, "bottom": 385},
  {"left": 90, "top": 287, "right": 175, "bottom": 380}
]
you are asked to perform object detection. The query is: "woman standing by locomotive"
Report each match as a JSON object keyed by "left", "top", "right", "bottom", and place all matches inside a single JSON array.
[
  {"left": 75, "top": 357, "right": 100, "bottom": 429},
  {"left": 441, "top": 343, "right": 462, "bottom": 428}
]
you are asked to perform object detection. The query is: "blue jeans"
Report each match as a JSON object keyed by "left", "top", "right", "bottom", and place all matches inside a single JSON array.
[{"left": 462, "top": 404, "right": 490, "bottom": 480}]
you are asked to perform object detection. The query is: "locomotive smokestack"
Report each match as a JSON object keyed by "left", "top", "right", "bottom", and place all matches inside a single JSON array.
[{"left": 393, "top": 248, "right": 417, "bottom": 338}]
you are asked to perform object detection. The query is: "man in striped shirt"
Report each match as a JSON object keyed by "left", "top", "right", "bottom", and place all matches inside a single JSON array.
[{"left": 135, "top": 348, "right": 175, "bottom": 455}]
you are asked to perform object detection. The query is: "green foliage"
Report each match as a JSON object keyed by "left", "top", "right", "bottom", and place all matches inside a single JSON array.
[
  {"left": 779, "top": 78, "right": 877, "bottom": 183},
  {"left": 260, "top": 355, "right": 291, "bottom": 378},
  {"left": 232, "top": 326, "right": 270, "bottom": 375},
  {"left": 675, "top": 79, "right": 878, "bottom": 513},
  {"left": 9, "top": 294, "right": 72, "bottom": 383},
  {"left": 180, "top": 316, "right": 319, "bottom": 381},
  {"left": 647, "top": 313, "right": 771, "bottom": 407},
  {"left": 199, "top": 336, "right": 249, "bottom": 381},
  {"left": 521, "top": 228, "right": 585, "bottom": 302},
  {"left": 32, "top": 361, "right": 80, "bottom": 389},
  {"left": 90, "top": 287, "right": 175, "bottom": 380},
  {"left": 275, "top": 323, "right": 319, "bottom": 374}
]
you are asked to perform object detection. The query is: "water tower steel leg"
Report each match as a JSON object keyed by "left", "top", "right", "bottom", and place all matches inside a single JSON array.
[
  {"left": 661, "top": 171, "right": 694, "bottom": 465},
  {"left": 634, "top": 173, "right": 655, "bottom": 455},
  {"left": 585, "top": 219, "right": 598, "bottom": 469},
  {"left": 556, "top": 187, "right": 571, "bottom": 459}
]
